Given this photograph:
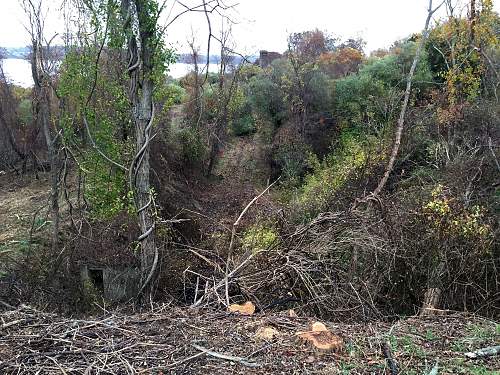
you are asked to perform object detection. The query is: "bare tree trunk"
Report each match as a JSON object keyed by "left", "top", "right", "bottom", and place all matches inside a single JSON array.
[
  {"left": 134, "top": 79, "right": 157, "bottom": 300},
  {"left": 25, "top": 0, "right": 60, "bottom": 253},
  {"left": 206, "top": 27, "right": 237, "bottom": 177},
  {"left": 188, "top": 35, "right": 202, "bottom": 127},
  {"left": 420, "top": 258, "right": 445, "bottom": 315},
  {"left": 122, "top": 0, "right": 158, "bottom": 301},
  {"left": 0, "top": 106, "right": 25, "bottom": 163},
  {"left": 420, "top": 287, "right": 442, "bottom": 315},
  {"left": 372, "top": 0, "right": 442, "bottom": 197},
  {"left": 206, "top": 71, "right": 238, "bottom": 177},
  {"left": 469, "top": 0, "right": 476, "bottom": 42},
  {"left": 206, "top": 45, "right": 226, "bottom": 177},
  {"left": 39, "top": 88, "right": 60, "bottom": 253}
]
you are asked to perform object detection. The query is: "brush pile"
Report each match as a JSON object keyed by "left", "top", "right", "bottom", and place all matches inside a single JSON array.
[{"left": 1, "top": 304, "right": 498, "bottom": 374}]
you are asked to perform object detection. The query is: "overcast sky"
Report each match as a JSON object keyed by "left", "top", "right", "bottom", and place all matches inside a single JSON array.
[{"left": 1, "top": 0, "right": 498, "bottom": 55}]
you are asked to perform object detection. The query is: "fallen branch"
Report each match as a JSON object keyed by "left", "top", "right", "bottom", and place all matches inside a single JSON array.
[
  {"left": 0, "top": 300, "right": 15, "bottom": 310},
  {"left": 227, "top": 177, "right": 281, "bottom": 257},
  {"left": 225, "top": 177, "right": 280, "bottom": 305},
  {"left": 191, "top": 344, "right": 261, "bottom": 368},
  {"left": 381, "top": 341, "right": 399, "bottom": 375},
  {"left": 1, "top": 319, "right": 26, "bottom": 329},
  {"left": 139, "top": 349, "right": 208, "bottom": 373},
  {"left": 465, "top": 345, "right": 500, "bottom": 359}
]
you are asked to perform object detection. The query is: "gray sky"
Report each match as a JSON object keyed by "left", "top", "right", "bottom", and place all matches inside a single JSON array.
[{"left": 1, "top": 0, "right": 498, "bottom": 54}]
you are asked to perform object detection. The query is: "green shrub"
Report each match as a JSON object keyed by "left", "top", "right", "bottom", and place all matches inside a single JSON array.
[
  {"left": 247, "top": 73, "right": 287, "bottom": 126},
  {"left": 17, "top": 99, "right": 33, "bottom": 126},
  {"left": 303, "top": 69, "right": 335, "bottom": 114},
  {"left": 228, "top": 86, "right": 256, "bottom": 136},
  {"left": 84, "top": 155, "right": 132, "bottom": 220},
  {"left": 178, "top": 127, "right": 206, "bottom": 163},
  {"left": 334, "top": 45, "right": 432, "bottom": 132},
  {"left": 242, "top": 223, "right": 279, "bottom": 253},
  {"left": 394, "top": 40, "right": 433, "bottom": 93},
  {"left": 359, "top": 55, "right": 402, "bottom": 87},
  {"left": 292, "top": 130, "right": 382, "bottom": 221},
  {"left": 334, "top": 73, "right": 390, "bottom": 128},
  {"left": 273, "top": 142, "right": 313, "bottom": 185},
  {"left": 231, "top": 113, "right": 256, "bottom": 136},
  {"left": 166, "top": 82, "right": 186, "bottom": 104}
]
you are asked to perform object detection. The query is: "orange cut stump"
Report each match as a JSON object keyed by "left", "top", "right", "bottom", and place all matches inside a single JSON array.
[
  {"left": 228, "top": 301, "right": 255, "bottom": 315},
  {"left": 297, "top": 321, "right": 344, "bottom": 352}
]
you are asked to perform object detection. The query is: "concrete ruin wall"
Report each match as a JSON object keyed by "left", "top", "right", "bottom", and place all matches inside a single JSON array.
[
  {"left": 81, "top": 265, "right": 140, "bottom": 302},
  {"left": 257, "top": 50, "right": 282, "bottom": 68}
]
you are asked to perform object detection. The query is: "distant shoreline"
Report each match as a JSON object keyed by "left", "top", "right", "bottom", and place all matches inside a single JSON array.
[
  {"left": 1, "top": 58, "right": 220, "bottom": 88},
  {"left": 1, "top": 47, "right": 257, "bottom": 64}
]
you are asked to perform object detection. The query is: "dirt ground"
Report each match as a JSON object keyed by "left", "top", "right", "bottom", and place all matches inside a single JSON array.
[
  {"left": 0, "top": 304, "right": 498, "bottom": 374},
  {"left": 0, "top": 172, "right": 51, "bottom": 245}
]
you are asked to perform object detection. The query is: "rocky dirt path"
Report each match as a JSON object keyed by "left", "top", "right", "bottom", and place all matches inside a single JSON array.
[{"left": 192, "top": 136, "right": 275, "bottom": 226}]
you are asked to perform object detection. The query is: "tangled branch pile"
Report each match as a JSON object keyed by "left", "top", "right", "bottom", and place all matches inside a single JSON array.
[{"left": 1, "top": 304, "right": 498, "bottom": 374}]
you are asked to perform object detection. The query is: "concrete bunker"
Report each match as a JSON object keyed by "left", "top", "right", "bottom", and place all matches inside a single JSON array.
[{"left": 81, "top": 265, "right": 140, "bottom": 302}]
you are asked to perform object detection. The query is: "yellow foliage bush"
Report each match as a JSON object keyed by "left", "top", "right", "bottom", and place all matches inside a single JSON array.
[
  {"left": 423, "top": 184, "right": 491, "bottom": 243},
  {"left": 291, "top": 132, "right": 383, "bottom": 221},
  {"left": 242, "top": 224, "right": 279, "bottom": 253}
]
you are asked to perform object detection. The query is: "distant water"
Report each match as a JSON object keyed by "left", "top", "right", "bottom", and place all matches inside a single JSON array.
[
  {"left": 1, "top": 58, "right": 217, "bottom": 88},
  {"left": 2, "top": 59, "right": 32, "bottom": 88},
  {"left": 168, "top": 62, "right": 219, "bottom": 79}
]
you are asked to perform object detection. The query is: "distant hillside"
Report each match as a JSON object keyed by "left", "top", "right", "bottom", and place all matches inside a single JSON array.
[
  {"left": 177, "top": 53, "right": 258, "bottom": 64},
  {"left": 1, "top": 46, "right": 64, "bottom": 60},
  {"left": 1, "top": 47, "right": 30, "bottom": 59}
]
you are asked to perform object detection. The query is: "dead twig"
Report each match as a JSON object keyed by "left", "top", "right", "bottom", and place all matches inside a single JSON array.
[
  {"left": 225, "top": 177, "right": 281, "bottom": 305},
  {"left": 191, "top": 344, "right": 261, "bottom": 368}
]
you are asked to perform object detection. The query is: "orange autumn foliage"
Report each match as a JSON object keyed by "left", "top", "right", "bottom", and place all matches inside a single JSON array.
[{"left": 318, "top": 47, "right": 364, "bottom": 78}]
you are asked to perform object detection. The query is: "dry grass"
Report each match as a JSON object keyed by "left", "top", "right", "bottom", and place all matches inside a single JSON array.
[{"left": 0, "top": 173, "right": 51, "bottom": 244}]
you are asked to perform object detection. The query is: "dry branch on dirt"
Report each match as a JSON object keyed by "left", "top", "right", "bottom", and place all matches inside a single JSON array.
[{"left": 0, "top": 304, "right": 498, "bottom": 374}]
